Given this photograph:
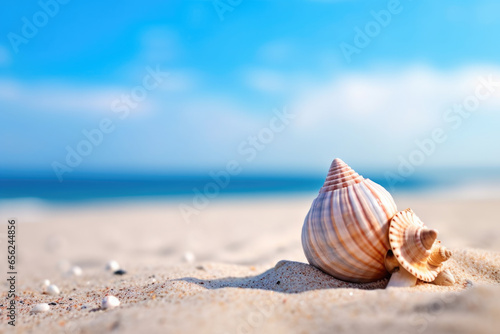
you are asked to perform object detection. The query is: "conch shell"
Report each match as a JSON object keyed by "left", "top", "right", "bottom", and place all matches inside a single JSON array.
[
  {"left": 301, "top": 158, "right": 454, "bottom": 287},
  {"left": 302, "top": 158, "right": 398, "bottom": 283}
]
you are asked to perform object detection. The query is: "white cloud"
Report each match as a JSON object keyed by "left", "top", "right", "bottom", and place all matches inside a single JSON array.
[
  {"left": 0, "top": 78, "right": 125, "bottom": 113},
  {"left": 241, "top": 64, "right": 500, "bottom": 171},
  {"left": 292, "top": 64, "right": 500, "bottom": 133},
  {"left": 0, "top": 68, "right": 201, "bottom": 114},
  {"left": 3, "top": 64, "right": 500, "bottom": 173}
]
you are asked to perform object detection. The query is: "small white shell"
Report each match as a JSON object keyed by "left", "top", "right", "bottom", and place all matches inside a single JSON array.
[
  {"left": 105, "top": 260, "right": 120, "bottom": 271},
  {"left": 31, "top": 303, "right": 50, "bottom": 313},
  {"left": 70, "top": 266, "right": 82, "bottom": 276},
  {"left": 184, "top": 251, "right": 195, "bottom": 263},
  {"left": 432, "top": 269, "right": 455, "bottom": 286},
  {"left": 47, "top": 284, "right": 60, "bottom": 295},
  {"left": 102, "top": 295, "right": 120, "bottom": 310},
  {"left": 43, "top": 279, "right": 50, "bottom": 287}
]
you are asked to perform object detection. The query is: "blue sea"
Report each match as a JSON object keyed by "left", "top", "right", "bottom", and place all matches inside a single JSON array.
[{"left": 2, "top": 168, "right": 499, "bottom": 203}]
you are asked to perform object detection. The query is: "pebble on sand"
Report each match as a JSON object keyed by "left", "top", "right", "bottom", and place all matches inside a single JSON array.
[
  {"left": 47, "top": 284, "right": 60, "bottom": 295},
  {"left": 31, "top": 303, "right": 50, "bottom": 314},
  {"left": 183, "top": 251, "right": 195, "bottom": 263},
  {"left": 70, "top": 266, "right": 82, "bottom": 276},
  {"left": 105, "top": 260, "right": 120, "bottom": 272},
  {"left": 102, "top": 295, "right": 120, "bottom": 310},
  {"left": 43, "top": 279, "right": 50, "bottom": 287}
]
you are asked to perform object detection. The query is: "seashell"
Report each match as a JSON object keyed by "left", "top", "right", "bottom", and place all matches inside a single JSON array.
[
  {"left": 184, "top": 251, "right": 195, "bottom": 263},
  {"left": 302, "top": 158, "right": 398, "bottom": 283},
  {"left": 388, "top": 209, "right": 448, "bottom": 282},
  {"left": 432, "top": 269, "right": 455, "bottom": 286},
  {"left": 384, "top": 250, "right": 417, "bottom": 287},
  {"left": 70, "top": 266, "right": 82, "bottom": 276},
  {"left": 31, "top": 303, "right": 50, "bottom": 314},
  {"left": 302, "top": 158, "right": 454, "bottom": 287},
  {"left": 102, "top": 295, "right": 120, "bottom": 310},
  {"left": 428, "top": 243, "right": 452, "bottom": 267},
  {"left": 47, "top": 284, "right": 60, "bottom": 295},
  {"left": 105, "top": 260, "right": 120, "bottom": 272}
]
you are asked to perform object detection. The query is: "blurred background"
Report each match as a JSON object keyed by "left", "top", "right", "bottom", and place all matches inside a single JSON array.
[{"left": 1, "top": 0, "right": 500, "bottom": 202}]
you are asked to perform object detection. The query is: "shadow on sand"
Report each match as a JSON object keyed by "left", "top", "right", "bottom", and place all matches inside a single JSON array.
[{"left": 175, "top": 260, "right": 388, "bottom": 293}]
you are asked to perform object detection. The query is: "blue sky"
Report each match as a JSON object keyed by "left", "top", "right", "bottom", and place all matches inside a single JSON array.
[{"left": 1, "top": 0, "right": 500, "bottom": 178}]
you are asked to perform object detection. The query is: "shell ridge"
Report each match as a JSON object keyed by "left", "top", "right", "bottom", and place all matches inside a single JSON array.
[
  {"left": 347, "top": 184, "right": 387, "bottom": 265},
  {"left": 352, "top": 184, "right": 391, "bottom": 266},
  {"left": 329, "top": 190, "right": 379, "bottom": 277},
  {"left": 308, "top": 192, "right": 366, "bottom": 279},
  {"left": 321, "top": 191, "right": 359, "bottom": 276},
  {"left": 363, "top": 180, "right": 397, "bottom": 220},
  {"left": 337, "top": 188, "right": 384, "bottom": 275}
]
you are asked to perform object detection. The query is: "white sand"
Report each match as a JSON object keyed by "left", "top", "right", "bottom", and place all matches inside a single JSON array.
[{"left": 1, "top": 194, "right": 499, "bottom": 333}]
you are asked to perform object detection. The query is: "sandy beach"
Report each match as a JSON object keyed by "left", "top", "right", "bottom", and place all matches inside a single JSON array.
[{"left": 1, "top": 193, "right": 500, "bottom": 333}]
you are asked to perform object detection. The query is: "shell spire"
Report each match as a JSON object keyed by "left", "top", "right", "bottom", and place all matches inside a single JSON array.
[
  {"left": 321, "top": 158, "right": 364, "bottom": 192},
  {"left": 428, "top": 244, "right": 452, "bottom": 267}
]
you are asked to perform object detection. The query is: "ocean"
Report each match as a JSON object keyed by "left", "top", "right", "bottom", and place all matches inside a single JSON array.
[{"left": 0, "top": 170, "right": 464, "bottom": 203}]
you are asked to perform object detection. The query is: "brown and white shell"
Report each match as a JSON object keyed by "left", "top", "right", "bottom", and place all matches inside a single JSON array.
[
  {"left": 301, "top": 158, "right": 398, "bottom": 283},
  {"left": 389, "top": 208, "right": 452, "bottom": 282}
]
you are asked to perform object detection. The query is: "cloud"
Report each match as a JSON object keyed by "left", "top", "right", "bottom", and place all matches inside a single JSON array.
[
  {"left": 292, "top": 64, "right": 500, "bottom": 133},
  {"left": 3, "top": 64, "right": 500, "bottom": 173},
  {"left": 235, "top": 64, "right": 500, "bottom": 171},
  {"left": 0, "top": 78, "right": 126, "bottom": 113},
  {"left": 0, "top": 69, "right": 201, "bottom": 114}
]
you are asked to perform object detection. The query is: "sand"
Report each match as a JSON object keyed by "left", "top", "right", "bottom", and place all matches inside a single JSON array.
[{"left": 1, "top": 193, "right": 499, "bottom": 333}]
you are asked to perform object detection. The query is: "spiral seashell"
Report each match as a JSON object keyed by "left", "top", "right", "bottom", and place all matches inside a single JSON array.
[
  {"left": 302, "top": 158, "right": 398, "bottom": 283},
  {"left": 388, "top": 209, "right": 448, "bottom": 282},
  {"left": 428, "top": 243, "right": 452, "bottom": 267}
]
